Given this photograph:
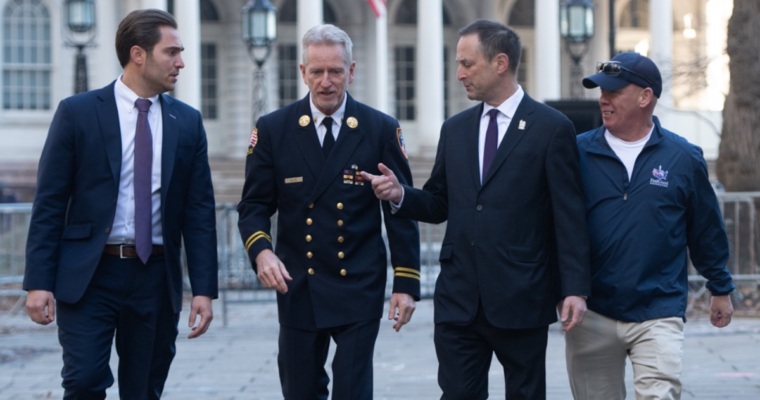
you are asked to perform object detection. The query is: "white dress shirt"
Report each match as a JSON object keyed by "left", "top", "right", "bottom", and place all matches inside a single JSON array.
[
  {"left": 310, "top": 95, "right": 347, "bottom": 145},
  {"left": 479, "top": 86, "right": 524, "bottom": 181},
  {"left": 108, "top": 76, "right": 164, "bottom": 245}
]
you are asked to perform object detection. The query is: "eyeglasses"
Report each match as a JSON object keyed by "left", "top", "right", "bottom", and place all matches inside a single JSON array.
[{"left": 596, "top": 61, "right": 656, "bottom": 88}]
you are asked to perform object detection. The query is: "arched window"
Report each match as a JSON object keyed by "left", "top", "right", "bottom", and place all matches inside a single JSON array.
[{"left": 1, "top": 0, "right": 52, "bottom": 110}]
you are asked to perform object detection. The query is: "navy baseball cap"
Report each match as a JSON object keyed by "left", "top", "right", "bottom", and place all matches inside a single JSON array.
[{"left": 582, "top": 52, "right": 662, "bottom": 98}]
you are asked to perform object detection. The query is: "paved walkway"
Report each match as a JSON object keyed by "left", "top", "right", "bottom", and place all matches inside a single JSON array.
[{"left": 2, "top": 300, "right": 759, "bottom": 399}]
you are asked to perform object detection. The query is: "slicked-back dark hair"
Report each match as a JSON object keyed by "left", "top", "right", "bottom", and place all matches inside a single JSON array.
[
  {"left": 115, "top": 9, "right": 177, "bottom": 68},
  {"left": 459, "top": 19, "right": 521, "bottom": 74}
]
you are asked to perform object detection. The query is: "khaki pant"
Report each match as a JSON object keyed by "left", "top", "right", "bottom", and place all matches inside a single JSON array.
[{"left": 565, "top": 310, "right": 684, "bottom": 400}]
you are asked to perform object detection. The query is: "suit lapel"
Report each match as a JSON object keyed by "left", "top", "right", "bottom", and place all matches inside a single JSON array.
[
  {"left": 96, "top": 83, "right": 123, "bottom": 186},
  {"left": 160, "top": 94, "right": 179, "bottom": 204},
  {"left": 466, "top": 104, "right": 485, "bottom": 190},
  {"left": 482, "top": 96, "right": 535, "bottom": 186},
  {"left": 310, "top": 95, "right": 364, "bottom": 201}
]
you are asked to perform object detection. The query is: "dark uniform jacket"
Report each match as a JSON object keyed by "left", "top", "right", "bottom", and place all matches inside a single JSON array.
[
  {"left": 396, "top": 95, "right": 590, "bottom": 329},
  {"left": 237, "top": 94, "right": 420, "bottom": 330}
]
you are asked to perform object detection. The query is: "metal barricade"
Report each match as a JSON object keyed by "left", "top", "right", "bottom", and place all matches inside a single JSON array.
[
  {"left": 4, "top": 192, "right": 760, "bottom": 320},
  {"left": 0, "top": 203, "right": 32, "bottom": 313},
  {"left": 687, "top": 192, "right": 760, "bottom": 315}
]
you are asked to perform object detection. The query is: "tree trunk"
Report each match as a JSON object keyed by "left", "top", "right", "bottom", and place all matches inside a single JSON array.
[{"left": 717, "top": 0, "right": 760, "bottom": 191}]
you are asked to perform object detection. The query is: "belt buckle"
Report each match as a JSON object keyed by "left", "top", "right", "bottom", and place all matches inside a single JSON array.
[{"left": 119, "top": 244, "right": 134, "bottom": 259}]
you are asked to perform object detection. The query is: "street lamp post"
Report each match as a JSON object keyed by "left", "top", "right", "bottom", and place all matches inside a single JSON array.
[
  {"left": 64, "top": 0, "right": 96, "bottom": 94},
  {"left": 560, "top": 0, "right": 595, "bottom": 99},
  {"left": 241, "top": 0, "right": 277, "bottom": 126}
]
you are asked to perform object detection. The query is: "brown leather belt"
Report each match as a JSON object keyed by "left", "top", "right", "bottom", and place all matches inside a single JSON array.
[{"left": 103, "top": 244, "right": 165, "bottom": 259}]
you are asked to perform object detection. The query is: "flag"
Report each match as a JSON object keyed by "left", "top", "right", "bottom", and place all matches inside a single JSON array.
[{"left": 367, "top": 0, "right": 386, "bottom": 18}]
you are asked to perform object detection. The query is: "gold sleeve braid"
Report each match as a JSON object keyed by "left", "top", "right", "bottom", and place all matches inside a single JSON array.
[
  {"left": 245, "top": 231, "right": 272, "bottom": 251},
  {"left": 393, "top": 266, "right": 421, "bottom": 280}
]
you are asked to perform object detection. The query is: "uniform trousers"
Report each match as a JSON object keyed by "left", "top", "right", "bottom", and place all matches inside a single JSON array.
[
  {"left": 435, "top": 305, "right": 549, "bottom": 400},
  {"left": 565, "top": 310, "right": 684, "bottom": 400},
  {"left": 278, "top": 319, "right": 380, "bottom": 400},
  {"left": 56, "top": 254, "right": 178, "bottom": 400}
]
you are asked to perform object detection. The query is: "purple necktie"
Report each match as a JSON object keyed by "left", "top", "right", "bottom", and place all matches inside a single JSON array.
[
  {"left": 482, "top": 108, "right": 499, "bottom": 181},
  {"left": 322, "top": 116, "right": 335, "bottom": 157},
  {"left": 134, "top": 98, "right": 153, "bottom": 264}
]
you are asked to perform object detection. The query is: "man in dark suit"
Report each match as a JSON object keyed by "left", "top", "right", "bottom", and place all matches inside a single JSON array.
[
  {"left": 237, "top": 24, "right": 420, "bottom": 399},
  {"left": 23, "top": 9, "right": 218, "bottom": 399},
  {"left": 362, "top": 19, "right": 590, "bottom": 399}
]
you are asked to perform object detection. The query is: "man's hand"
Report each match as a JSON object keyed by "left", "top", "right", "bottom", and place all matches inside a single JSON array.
[
  {"left": 26, "top": 290, "right": 55, "bottom": 325},
  {"left": 710, "top": 295, "right": 733, "bottom": 328},
  {"left": 388, "top": 293, "right": 416, "bottom": 332},
  {"left": 255, "top": 249, "right": 292, "bottom": 294},
  {"left": 558, "top": 295, "right": 587, "bottom": 332},
  {"left": 360, "top": 163, "right": 403, "bottom": 204},
  {"left": 188, "top": 295, "right": 213, "bottom": 339}
]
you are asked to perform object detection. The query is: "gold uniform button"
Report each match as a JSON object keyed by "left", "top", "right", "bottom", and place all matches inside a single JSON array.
[
  {"left": 306, "top": 251, "right": 313, "bottom": 259},
  {"left": 337, "top": 202, "right": 344, "bottom": 210},
  {"left": 338, "top": 251, "right": 345, "bottom": 259},
  {"left": 306, "top": 218, "right": 313, "bottom": 225},
  {"left": 305, "top": 235, "right": 312, "bottom": 242},
  {"left": 337, "top": 219, "right": 344, "bottom": 227},
  {"left": 340, "top": 269, "right": 347, "bottom": 276},
  {"left": 337, "top": 236, "right": 344, "bottom": 243},
  {"left": 308, "top": 203, "right": 315, "bottom": 209},
  {"left": 308, "top": 268, "right": 315, "bottom": 275}
]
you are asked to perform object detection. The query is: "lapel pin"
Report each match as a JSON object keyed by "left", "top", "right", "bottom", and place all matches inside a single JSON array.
[
  {"left": 518, "top": 120, "right": 526, "bottom": 130},
  {"left": 346, "top": 116, "right": 358, "bottom": 129},
  {"left": 298, "top": 115, "right": 311, "bottom": 127}
]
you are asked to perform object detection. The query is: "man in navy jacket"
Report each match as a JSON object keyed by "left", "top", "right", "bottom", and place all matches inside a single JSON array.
[
  {"left": 566, "top": 52, "right": 735, "bottom": 400},
  {"left": 24, "top": 9, "right": 217, "bottom": 399}
]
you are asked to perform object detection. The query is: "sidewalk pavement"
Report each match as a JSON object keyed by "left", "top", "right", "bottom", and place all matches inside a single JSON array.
[{"left": 2, "top": 299, "right": 759, "bottom": 399}]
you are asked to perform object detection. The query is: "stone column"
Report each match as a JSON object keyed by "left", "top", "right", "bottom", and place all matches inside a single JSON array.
[
  {"left": 534, "top": 0, "right": 561, "bottom": 101},
  {"left": 649, "top": 0, "right": 673, "bottom": 107},
  {"left": 297, "top": 0, "right": 323, "bottom": 98},
  {"left": 416, "top": 0, "right": 444, "bottom": 157},
  {"left": 174, "top": 1, "right": 201, "bottom": 109}
]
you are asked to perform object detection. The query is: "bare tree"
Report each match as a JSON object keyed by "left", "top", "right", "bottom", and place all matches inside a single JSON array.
[{"left": 717, "top": 0, "right": 760, "bottom": 191}]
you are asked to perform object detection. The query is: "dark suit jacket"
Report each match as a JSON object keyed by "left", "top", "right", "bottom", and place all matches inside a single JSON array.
[
  {"left": 24, "top": 81, "right": 218, "bottom": 313},
  {"left": 397, "top": 94, "right": 590, "bottom": 329},
  {"left": 237, "top": 94, "right": 420, "bottom": 330}
]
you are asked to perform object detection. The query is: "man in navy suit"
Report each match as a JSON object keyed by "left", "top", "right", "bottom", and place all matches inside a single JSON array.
[
  {"left": 23, "top": 9, "right": 218, "bottom": 399},
  {"left": 362, "top": 19, "right": 590, "bottom": 399},
  {"left": 237, "top": 24, "right": 420, "bottom": 399}
]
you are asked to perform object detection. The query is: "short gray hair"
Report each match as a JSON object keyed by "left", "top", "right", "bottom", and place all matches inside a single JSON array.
[{"left": 301, "top": 24, "right": 353, "bottom": 66}]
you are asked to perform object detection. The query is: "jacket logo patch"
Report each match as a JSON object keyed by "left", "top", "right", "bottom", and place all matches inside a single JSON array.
[
  {"left": 396, "top": 128, "right": 408, "bottom": 159},
  {"left": 650, "top": 165, "right": 669, "bottom": 188},
  {"left": 343, "top": 164, "right": 365, "bottom": 186}
]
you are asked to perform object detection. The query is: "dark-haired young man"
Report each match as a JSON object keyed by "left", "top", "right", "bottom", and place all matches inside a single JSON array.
[{"left": 24, "top": 9, "right": 218, "bottom": 398}]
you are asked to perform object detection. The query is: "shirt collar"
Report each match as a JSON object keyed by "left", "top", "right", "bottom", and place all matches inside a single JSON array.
[
  {"left": 482, "top": 85, "right": 524, "bottom": 120},
  {"left": 115, "top": 75, "right": 160, "bottom": 111},
  {"left": 309, "top": 94, "right": 347, "bottom": 127}
]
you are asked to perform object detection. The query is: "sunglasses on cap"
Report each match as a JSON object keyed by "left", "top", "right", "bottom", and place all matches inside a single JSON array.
[{"left": 596, "top": 61, "right": 657, "bottom": 88}]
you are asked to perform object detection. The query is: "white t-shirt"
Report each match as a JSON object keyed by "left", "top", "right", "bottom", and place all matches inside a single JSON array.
[{"left": 604, "top": 128, "right": 653, "bottom": 181}]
